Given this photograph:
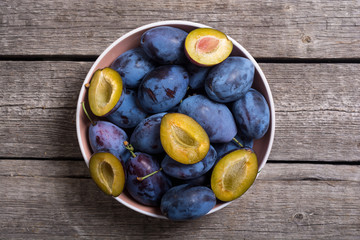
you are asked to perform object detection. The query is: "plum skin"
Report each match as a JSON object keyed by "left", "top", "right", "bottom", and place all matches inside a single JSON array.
[
  {"left": 126, "top": 152, "right": 172, "bottom": 206},
  {"left": 110, "top": 47, "right": 156, "bottom": 88},
  {"left": 141, "top": 26, "right": 188, "bottom": 65},
  {"left": 213, "top": 135, "right": 254, "bottom": 161},
  {"left": 232, "top": 88, "right": 270, "bottom": 139},
  {"left": 130, "top": 113, "right": 167, "bottom": 154},
  {"left": 178, "top": 94, "right": 237, "bottom": 143},
  {"left": 88, "top": 121, "right": 130, "bottom": 163},
  {"left": 186, "top": 62, "right": 211, "bottom": 89},
  {"left": 162, "top": 145, "right": 217, "bottom": 180},
  {"left": 138, "top": 65, "right": 189, "bottom": 113},
  {"left": 160, "top": 184, "right": 216, "bottom": 220},
  {"left": 205, "top": 56, "right": 255, "bottom": 103},
  {"left": 106, "top": 89, "right": 147, "bottom": 129}
]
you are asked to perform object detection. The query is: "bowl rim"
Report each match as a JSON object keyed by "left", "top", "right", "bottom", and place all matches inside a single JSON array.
[{"left": 76, "top": 20, "right": 275, "bottom": 219}]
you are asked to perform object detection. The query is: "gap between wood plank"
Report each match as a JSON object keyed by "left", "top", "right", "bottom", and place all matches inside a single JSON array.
[
  {"left": 1, "top": 55, "right": 360, "bottom": 64},
  {"left": 0, "top": 157, "right": 359, "bottom": 165}
]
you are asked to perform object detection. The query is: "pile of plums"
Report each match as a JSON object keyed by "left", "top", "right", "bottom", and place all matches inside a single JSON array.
[{"left": 84, "top": 26, "right": 270, "bottom": 221}]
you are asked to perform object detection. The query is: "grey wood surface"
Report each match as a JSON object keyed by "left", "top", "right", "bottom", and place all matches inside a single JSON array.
[
  {"left": 1, "top": 0, "right": 359, "bottom": 239},
  {"left": 1, "top": 160, "right": 359, "bottom": 239},
  {"left": 0, "top": 0, "right": 359, "bottom": 59}
]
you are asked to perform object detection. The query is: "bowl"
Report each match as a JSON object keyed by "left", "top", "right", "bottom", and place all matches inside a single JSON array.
[{"left": 76, "top": 20, "right": 275, "bottom": 219}]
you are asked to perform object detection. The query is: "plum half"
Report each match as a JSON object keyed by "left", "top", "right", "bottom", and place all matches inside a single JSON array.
[
  {"left": 185, "top": 28, "right": 233, "bottom": 67},
  {"left": 211, "top": 148, "right": 258, "bottom": 201},
  {"left": 88, "top": 68, "right": 124, "bottom": 117},
  {"left": 160, "top": 113, "right": 210, "bottom": 165},
  {"left": 89, "top": 152, "right": 126, "bottom": 197}
]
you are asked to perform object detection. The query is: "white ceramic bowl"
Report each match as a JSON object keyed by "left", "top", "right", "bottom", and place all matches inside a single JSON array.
[{"left": 76, "top": 20, "right": 275, "bottom": 219}]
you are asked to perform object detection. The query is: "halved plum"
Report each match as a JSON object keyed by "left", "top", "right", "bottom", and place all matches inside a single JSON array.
[
  {"left": 185, "top": 28, "right": 233, "bottom": 67},
  {"left": 160, "top": 113, "right": 210, "bottom": 165},
  {"left": 89, "top": 152, "right": 126, "bottom": 197},
  {"left": 88, "top": 68, "right": 124, "bottom": 116},
  {"left": 211, "top": 148, "right": 258, "bottom": 201}
]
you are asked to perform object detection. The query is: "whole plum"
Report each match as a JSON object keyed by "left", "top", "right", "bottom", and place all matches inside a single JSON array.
[
  {"left": 232, "top": 88, "right": 270, "bottom": 139},
  {"left": 213, "top": 135, "right": 254, "bottom": 160},
  {"left": 89, "top": 121, "right": 130, "bottom": 163},
  {"left": 160, "top": 184, "right": 216, "bottom": 220},
  {"left": 107, "top": 89, "right": 147, "bottom": 128},
  {"left": 205, "top": 56, "right": 254, "bottom": 103},
  {"left": 130, "top": 113, "right": 166, "bottom": 154},
  {"left": 141, "top": 26, "right": 188, "bottom": 64},
  {"left": 186, "top": 62, "right": 211, "bottom": 89},
  {"left": 110, "top": 47, "right": 156, "bottom": 88},
  {"left": 138, "top": 65, "right": 189, "bottom": 113},
  {"left": 178, "top": 95, "right": 237, "bottom": 143},
  {"left": 161, "top": 145, "right": 217, "bottom": 180},
  {"left": 126, "top": 152, "right": 172, "bottom": 206},
  {"left": 171, "top": 174, "right": 211, "bottom": 187}
]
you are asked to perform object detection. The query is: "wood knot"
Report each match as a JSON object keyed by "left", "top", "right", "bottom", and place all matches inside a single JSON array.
[
  {"left": 284, "top": 5, "right": 291, "bottom": 10},
  {"left": 302, "top": 35, "right": 311, "bottom": 43},
  {"left": 292, "top": 212, "right": 309, "bottom": 226}
]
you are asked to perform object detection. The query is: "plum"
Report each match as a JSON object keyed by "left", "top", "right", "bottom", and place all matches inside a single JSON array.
[
  {"left": 211, "top": 149, "right": 258, "bottom": 201},
  {"left": 186, "top": 62, "right": 211, "bottom": 89},
  {"left": 88, "top": 68, "right": 124, "bottom": 116},
  {"left": 88, "top": 120, "right": 130, "bottom": 163},
  {"left": 89, "top": 152, "right": 125, "bottom": 197},
  {"left": 138, "top": 65, "right": 189, "bottom": 113},
  {"left": 185, "top": 28, "right": 233, "bottom": 67},
  {"left": 106, "top": 89, "right": 147, "bottom": 128},
  {"left": 160, "top": 184, "right": 216, "bottom": 220},
  {"left": 178, "top": 95, "right": 237, "bottom": 143},
  {"left": 126, "top": 152, "right": 172, "bottom": 206},
  {"left": 161, "top": 145, "right": 217, "bottom": 180},
  {"left": 130, "top": 113, "right": 166, "bottom": 154},
  {"left": 110, "top": 47, "right": 156, "bottom": 88},
  {"left": 213, "top": 135, "right": 254, "bottom": 161},
  {"left": 160, "top": 113, "right": 210, "bottom": 165},
  {"left": 141, "top": 26, "right": 188, "bottom": 64},
  {"left": 205, "top": 56, "right": 254, "bottom": 103},
  {"left": 232, "top": 88, "right": 270, "bottom": 139}
]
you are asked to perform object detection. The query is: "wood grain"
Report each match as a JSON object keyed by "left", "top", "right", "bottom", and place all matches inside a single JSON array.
[
  {"left": 0, "top": 0, "right": 359, "bottom": 58},
  {"left": 0, "top": 160, "right": 359, "bottom": 239},
  {"left": 0, "top": 61, "right": 359, "bottom": 161}
]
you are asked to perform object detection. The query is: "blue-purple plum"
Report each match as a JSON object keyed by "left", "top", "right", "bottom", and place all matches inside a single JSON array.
[
  {"left": 126, "top": 152, "right": 172, "bottom": 206},
  {"left": 141, "top": 26, "right": 188, "bottom": 64},
  {"left": 160, "top": 184, "right": 216, "bottom": 220},
  {"left": 178, "top": 95, "right": 237, "bottom": 143},
  {"left": 110, "top": 47, "right": 156, "bottom": 88},
  {"left": 138, "top": 65, "right": 189, "bottom": 113},
  {"left": 89, "top": 121, "right": 130, "bottom": 163},
  {"left": 232, "top": 88, "right": 270, "bottom": 139},
  {"left": 205, "top": 56, "right": 254, "bottom": 103},
  {"left": 162, "top": 145, "right": 217, "bottom": 180},
  {"left": 130, "top": 113, "right": 166, "bottom": 154},
  {"left": 213, "top": 135, "right": 254, "bottom": 160},
  {"left": 106, "top": 89, "right": 147, "bottom": 128},
  {"left": 186, "top": 62, "right": 211, "bottom": 89}
]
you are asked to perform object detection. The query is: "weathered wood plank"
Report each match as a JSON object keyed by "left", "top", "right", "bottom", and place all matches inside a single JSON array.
[
  {"left": 0, "top": 160, "right": 359, "bottom": 239},
  {"left": 0, "top": 61, "right": 359, "bottom": 161},
  {"left": 0, "top": 0, "right": 359, "bottom": 58}
]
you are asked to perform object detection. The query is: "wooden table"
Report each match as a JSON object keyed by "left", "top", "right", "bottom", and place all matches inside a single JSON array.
[{"left": 1, "top": 1, "right": 359, "bottom": 239}]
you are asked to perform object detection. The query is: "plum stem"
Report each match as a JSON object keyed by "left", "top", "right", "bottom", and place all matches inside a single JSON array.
[
  {"left": 137, "top": 168, "right": 162, "bottom": 181},
  {"left": 82, "top": 102, "right": 96, "bottom": 126},
  {"left": 123, "top": 141, "right": 136, "bottom": 158},
  {"left": 232, "top": 137, "right": 244, "bottom": 148}
]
